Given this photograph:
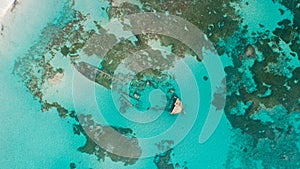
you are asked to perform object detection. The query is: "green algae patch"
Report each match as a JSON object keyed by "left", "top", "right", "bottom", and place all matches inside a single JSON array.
[{"left": 61, "top": 45, "right": 70, "bottom": 56}]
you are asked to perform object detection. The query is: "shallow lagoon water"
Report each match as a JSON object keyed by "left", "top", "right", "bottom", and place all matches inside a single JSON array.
[{"left": 0, "top": 0, "right": 299, "bottom": 168}]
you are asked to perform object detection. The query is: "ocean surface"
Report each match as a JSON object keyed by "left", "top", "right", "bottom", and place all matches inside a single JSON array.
[{"left": 0, "top": 0, "right": 299, "bottom": 169}]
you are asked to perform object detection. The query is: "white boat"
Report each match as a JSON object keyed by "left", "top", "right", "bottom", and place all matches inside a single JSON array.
[{"left": 170, "top": 98, "right": 183, "bottom": 115}]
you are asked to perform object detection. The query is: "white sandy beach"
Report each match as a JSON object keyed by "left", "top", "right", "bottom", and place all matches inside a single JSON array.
[{"left": 0, "top": 0, "right": 15, "bottom": 18}]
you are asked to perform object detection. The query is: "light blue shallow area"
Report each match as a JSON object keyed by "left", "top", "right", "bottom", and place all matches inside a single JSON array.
[
  {"left": 0, "top": 0, "right": 96, "bottom": 168},
  {"left": 0, "top": 34, "right": 96, "bottom": 169}
]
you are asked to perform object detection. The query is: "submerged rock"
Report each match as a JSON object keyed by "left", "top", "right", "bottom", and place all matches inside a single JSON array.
[{"left": 245, "top": 45, "right": 256, "bottom": 58}]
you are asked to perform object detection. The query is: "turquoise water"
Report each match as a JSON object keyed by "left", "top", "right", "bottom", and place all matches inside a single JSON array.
[{"left": 0, "top": 0, "right": 299, "bottom": 168}]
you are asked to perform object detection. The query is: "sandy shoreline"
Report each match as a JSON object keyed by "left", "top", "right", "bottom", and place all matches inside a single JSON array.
[{"left": 0, "top": 0, "right": 16, "bottom": 18}]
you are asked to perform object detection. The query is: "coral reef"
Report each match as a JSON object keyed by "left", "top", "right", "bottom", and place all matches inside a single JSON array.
[
  {"left": 74, "top": 114, "right": 142, "bottom": 165},
  {"left": 222, "top": 0, "right": 300, "bottom": 168},
  {"left": 13, "top": 0, "right": 299, "bottom": 168},
  {"left": 154, "top": 149, "right": 188, "bottom": 169}
]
